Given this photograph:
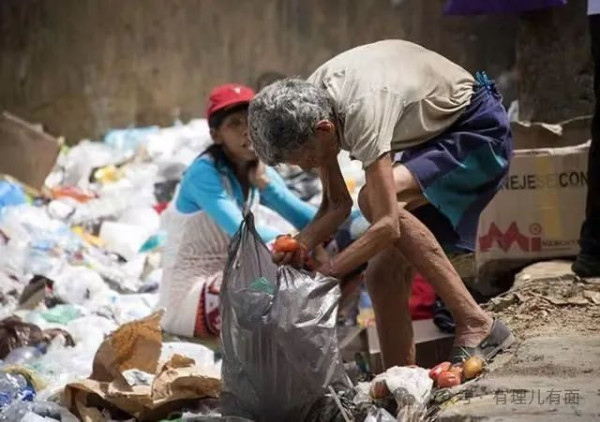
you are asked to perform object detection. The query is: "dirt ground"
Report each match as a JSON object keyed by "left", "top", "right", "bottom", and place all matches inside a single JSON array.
[
  {"left": 435, "top": 260, "right": 600, "bottom": 421},
  {"left": 487, "top": 260, "right": 600, "bottom": 340}
]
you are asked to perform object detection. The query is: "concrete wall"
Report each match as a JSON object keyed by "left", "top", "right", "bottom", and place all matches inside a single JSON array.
[
  {"left": 0, "top": 0, "right": 517, "bottom": 143},
  {"left": 517, "top": 0, "right": 593, "bottom": 123}
]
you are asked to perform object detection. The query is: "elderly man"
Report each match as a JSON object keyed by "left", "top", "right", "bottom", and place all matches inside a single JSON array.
[{"left": 248, "top": 40, "right": 513, "bottom": 366}]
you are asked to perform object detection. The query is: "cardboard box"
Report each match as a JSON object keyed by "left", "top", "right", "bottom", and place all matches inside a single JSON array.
[
  {"left": 509, "top": 117, "right": 591, "bottom": 150},
  {"left": 0, "top": 112, "right": 60, "bottom": 190},
  {"left": 474, "top": 141, "right": 589, "bottom": 293}
]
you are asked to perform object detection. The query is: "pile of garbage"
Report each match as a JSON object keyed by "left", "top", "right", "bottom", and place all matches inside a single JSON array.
[
  {"left": 0, "top": 117, "right": 449, "bottom": 421},
  {"left": 0, "top": 120, "right": 226, "bottom": 420}
]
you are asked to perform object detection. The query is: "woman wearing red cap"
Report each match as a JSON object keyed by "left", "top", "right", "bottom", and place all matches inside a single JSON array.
[{"left": 158, "top": 84, "right": 320, "bottom": 339}]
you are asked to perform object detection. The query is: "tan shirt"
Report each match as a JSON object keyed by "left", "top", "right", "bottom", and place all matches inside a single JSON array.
[{"left": 307, "top": 40, "right": 475, "bottom": 168}]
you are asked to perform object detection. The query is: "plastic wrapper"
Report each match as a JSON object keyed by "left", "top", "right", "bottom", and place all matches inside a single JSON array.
[
  {"left": 39, "top": 306, "right": 81, "bottom": 325},
  {"left": 220, "top": 213, "right": 350, "bottom": 422},
  {"left": 144, "top": 119, "right": 212, "bottom": 167},
  {"left": 56, "top": 140, "right": 130, "bottom": 188},
  {"left": 364, "top": 408, "right": 397, "bottom": 422},
  {"left": 99, "top": 221, "right": 151, "bottom": 261},
  {"left": 69, "top": 187, "right": 155, "bottom": 226},
  {"left": 118, "top": 206, "right": 160, "bottom": 234},
  {"left": 103, "top": 126, "right": 160, "bottom": 152},
  {"left": 50, "top": 266, "right": 115, "bottom": 310},
  {"left": 112, "top": 293, "right": 159, "bottom": 325},
  {"left": 81, "top": 249, "right": 145, "bottom": 293}
]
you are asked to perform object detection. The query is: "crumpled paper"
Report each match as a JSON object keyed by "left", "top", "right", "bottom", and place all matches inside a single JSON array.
[{"left": 62, "top": 311, "right": 221, "bottom": 421}]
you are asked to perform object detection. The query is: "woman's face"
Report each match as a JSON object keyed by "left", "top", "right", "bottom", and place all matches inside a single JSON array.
[{"left": 212, "top": 109, "right": 257, "bottom": 164}]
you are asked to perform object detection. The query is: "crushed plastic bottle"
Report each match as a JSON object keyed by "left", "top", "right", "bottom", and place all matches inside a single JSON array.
[{"left": 0, "top": 372, "right": 35, "bottom": 410}]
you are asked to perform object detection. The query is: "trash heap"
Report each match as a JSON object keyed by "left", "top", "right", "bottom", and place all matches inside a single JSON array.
[
  {"left": 0, "top": 120, "right": 226, "bottom": 421},
  {"left": 0, "top": 118, "right": 457, "bottom": 421}
]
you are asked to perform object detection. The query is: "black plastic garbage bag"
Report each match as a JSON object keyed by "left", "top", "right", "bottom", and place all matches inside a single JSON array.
[{"left": 220, "top": 213, "right": 350, "bottom": 422}]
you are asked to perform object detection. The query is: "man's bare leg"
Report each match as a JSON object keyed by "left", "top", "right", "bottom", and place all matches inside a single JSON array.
[
  {"left": 393, "top": 165, "right": 493, "bottom": 348},
  {"left": 365, "top": 247, "right": 416, "bottom": 367},
  {"left": 393, "top": 209, "right": 492, "bottom": 348},
  {"left": 360, "top": 165, "right": 493, "bottom": 352}
]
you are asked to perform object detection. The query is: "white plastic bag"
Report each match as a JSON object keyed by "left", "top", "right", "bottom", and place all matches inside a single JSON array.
[
  {"left": 371, "top": 366, "right": 433, "bottom": 421},
  {"left": 99, "top": 222, "right": 150, "bottom": 261}
]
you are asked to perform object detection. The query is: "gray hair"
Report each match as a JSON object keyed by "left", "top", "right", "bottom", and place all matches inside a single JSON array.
[{"left": 248, "top": 78, "right": 334, "bottom": 165}]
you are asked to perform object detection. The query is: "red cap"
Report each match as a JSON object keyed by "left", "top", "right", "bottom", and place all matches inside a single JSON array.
[{"left": 206, "top": 84, "right": 255, "bottom": 119}]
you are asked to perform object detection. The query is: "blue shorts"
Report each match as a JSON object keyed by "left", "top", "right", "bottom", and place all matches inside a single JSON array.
[{"left": 396, "top": 82, "right": 512, "bottom": 253}]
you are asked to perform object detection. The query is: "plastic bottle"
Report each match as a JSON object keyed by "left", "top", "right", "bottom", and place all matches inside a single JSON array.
[
  {"left": 0, "top": 372, "right": 34, "bottom": 410},
  {"left": 3, "top": 346, "right": 43, "bottom": 365}
]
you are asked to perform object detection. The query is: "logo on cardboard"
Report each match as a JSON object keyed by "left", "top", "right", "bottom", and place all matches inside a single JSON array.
[{"left": 479, "top": 222, "right": 542, "bottom": 253}]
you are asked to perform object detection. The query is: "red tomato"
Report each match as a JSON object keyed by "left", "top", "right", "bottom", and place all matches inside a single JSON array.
[
  {"left": 272, "top": 235, "right": 300, "bottom": 253},
  {"left": 437, "top": 371, "right": 461, "bottom": 388},
  {"left": 428, "top": 361, "right": 451, "bottom": 382}
]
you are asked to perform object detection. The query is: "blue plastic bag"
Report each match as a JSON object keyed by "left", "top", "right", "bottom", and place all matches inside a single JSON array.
[
  {"left": 103, "top": 126, "right": 160, "bottom": 152},
  {"left": 0, "top": 181, "right": 26, "bottom": 210}
]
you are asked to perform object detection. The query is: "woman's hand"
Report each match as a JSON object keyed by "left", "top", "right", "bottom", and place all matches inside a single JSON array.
[{"left": 248, "top": 160, "right": 270, "bottom": 190}]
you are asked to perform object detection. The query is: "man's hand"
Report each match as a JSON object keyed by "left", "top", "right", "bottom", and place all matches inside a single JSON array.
[
  {"left": 272, "top": 248, "right": 307, "bottom": 268},
  {"left": 315, "top": 250, "right": 336, "bottom": 278},
  {"left": 271, "top": 235, "right": 308, "bottom": 268},
  {"left": 271, "top": 236, "right": 335, "bottom": 272},
  {"left": 312, "top": 154, "right": 400, "bottom": 277},
  {"left": 248, "top": 160, "right": 270, "bottom": 190}
]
